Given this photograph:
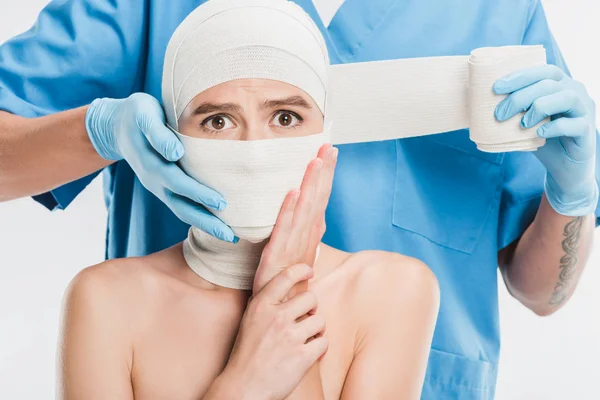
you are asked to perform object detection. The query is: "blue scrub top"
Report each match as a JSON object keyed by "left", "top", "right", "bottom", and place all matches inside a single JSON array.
[{"left": 1, "top": 1, "right": 599, "bottom": 398}]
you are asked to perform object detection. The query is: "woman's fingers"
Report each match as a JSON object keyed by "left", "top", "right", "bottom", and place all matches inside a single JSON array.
[
  {"left": 314, "top": 144, "right": 337, "bottom": 209},
  {"left": 257, "top": 143, "right": 337, "bottom": 288},
  {"left": 296, "top": 314, "right": 327, "bottom": 344},
  {"left": 303, "top": 144, "right": 337, "bottom": 259},
  {"left": 254, "top": 189, "right": 301, "bottom": 294},
  {"left": 300, "top": 336, "right": 329, "bottom": 369},
  {"left": 257, "top": 263, "right": 313, "bottom": 304},
  {"left": 255, "top": 147, "right": 331, "bottom": 293},
  {"left": 290, "top": 157, "right": 323, "bottom": 259},
  {"left": 284, "top": 144, "right": 337, "bottom": 265},
  {"left": 276, "top": 189, "right": 301, "bottom": 235},
  {"left": 282, "top": 290, "right": 318, "bottom": 320},
  {"left": 313, "top": 145, "right": 337, "bottom": 227},
  {"left": 292, "top": 157, "right": 323, "bottom": 230},
  {"left": 297, "top": 146, "right": 330, "bottom": 261},
  {"left": 260, "top": 189, "right": 300, "bottom": 265}
]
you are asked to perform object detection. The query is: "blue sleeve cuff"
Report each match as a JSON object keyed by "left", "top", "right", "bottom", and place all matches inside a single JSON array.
[
  {"left": 32, "top": 172, "right": 100, "bottom": 211},
  {"left": 498, "top": 189, "right": 600, "bottom": 250},
  {"left": 498, "top": 195, "right": 542, "bottom": 250},
  {"left": 0, "top": 86, "right": 53, "bottom": 118}
]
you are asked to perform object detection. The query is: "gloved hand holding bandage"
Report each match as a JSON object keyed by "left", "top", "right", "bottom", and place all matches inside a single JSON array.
[{"left": 494, "top": 65, "right": 598, "bottom": 217}]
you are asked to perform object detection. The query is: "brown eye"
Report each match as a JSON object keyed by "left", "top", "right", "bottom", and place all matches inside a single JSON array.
[
  {"left": 272, "top": 111, "right": 301, "bottom": 128},
  {"left": 278, "top": 113, "right": 292, "bottom": 126},
  {"left": 211, "top": 116, "right": 225, "bottom": 130},
  {"left": 201, "top": 114, "right": 234, "bottom": 132}
]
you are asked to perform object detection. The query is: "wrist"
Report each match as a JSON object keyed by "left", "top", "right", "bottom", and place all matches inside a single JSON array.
[
  {"left": 85, "top": 98, "right": 122, "bottom": 161},
  {"left": 544, "top": 173, "right": 599, "bottom": 217}
]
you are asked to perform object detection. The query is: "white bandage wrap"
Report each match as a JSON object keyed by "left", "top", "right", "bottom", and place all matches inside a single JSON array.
[
  {"left": 183, "top": 228, "right": 268, "bottom": 290},
  {"left": 327, "top": 46, "right": 547, "bottom": 152},
  {"left": 162, "top": 0, "right": 548, "bottom": 290},
  {"left": 177, "top": 130, "right": 329, "bottom": 243}
]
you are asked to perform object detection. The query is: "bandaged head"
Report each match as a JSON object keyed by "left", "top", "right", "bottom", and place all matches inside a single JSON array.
[{"left": 162, "top": 0, "right": 331, "bottom": 242}]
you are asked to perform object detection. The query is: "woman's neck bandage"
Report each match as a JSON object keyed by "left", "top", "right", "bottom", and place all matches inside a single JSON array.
[{"left": 161, "top": 0, "right": 547, "bottom": 290}]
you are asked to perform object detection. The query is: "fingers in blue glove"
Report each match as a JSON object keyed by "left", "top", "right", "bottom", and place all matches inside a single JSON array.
[
  {"left": 493, "top": 64, "right": 566, "bottom": 95},
  {"left": 161, "top": 162, "right": 227, "bottom": 211},
  {"left": 168, "top": 193, "right": 238, "bottom": 243},
  {"left": 495, "top": 79, "right": 562, "bottom": 122},
  {"left": 538, "top": 117, "right": 593, "bottom": 146},
  {"left": 521, "top": 91, "right": 586, "bottom": 128},
  {"left": 142, "top": 121, "right": 184, "bottom": 162},
  {"left": 133, "top": 96, "right": 185, "bottom": 162}
]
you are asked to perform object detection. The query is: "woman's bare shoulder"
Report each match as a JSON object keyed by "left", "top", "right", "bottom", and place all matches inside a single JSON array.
[
  {"left": 320, "top": 244, "right": 436, "bottom": 282},
  {"left": 352, "top": 250, "right": 436, "bottom": 282},
  {"left": 320, "top": 251, "right": 439, "bottom": 397},
  {"left": 58, "top": 249, "right": 198, "bottom": 396},
  {"left": 63, "top": 257, "right": 156, "bottom": 323},
  {"left": 63, "top": 248, "right": 187, "bottom": 326},
  {"left": 322, "top": 247, "right": 439, "bottom": 309}
]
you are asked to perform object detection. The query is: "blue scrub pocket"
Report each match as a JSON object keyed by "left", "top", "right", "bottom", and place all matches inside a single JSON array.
[
  {"left": 422, "top": 349, "right": 498, "bottom": 399},
  {"left": 392, "top": 129, "right": 504, "bottom": 254}
]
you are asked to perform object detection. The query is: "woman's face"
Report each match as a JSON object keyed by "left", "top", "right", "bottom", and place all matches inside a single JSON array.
[{"left": 178, "top": 79, "right": 324, "bottom": 140}]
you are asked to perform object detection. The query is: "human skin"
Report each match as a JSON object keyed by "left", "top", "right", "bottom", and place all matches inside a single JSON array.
[{"left": 57, "top": 79, "right": 441, "bottom": 399}]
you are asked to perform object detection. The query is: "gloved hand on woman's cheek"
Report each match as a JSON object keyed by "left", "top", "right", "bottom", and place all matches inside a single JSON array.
[{"left": 85, "top": 93, "right": 237, "bottom": 242}]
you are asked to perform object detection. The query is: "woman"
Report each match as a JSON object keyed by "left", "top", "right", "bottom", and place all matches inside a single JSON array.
[{"left": 58, "top": 1, "right": 439, "bottom": 399}]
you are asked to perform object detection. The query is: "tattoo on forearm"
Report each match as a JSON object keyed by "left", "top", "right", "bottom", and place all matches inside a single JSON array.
[{"left": 548, "top": 217, "right": 584, "bottom": 306}]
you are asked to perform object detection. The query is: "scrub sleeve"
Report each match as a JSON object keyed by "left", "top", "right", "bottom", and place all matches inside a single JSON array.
[{"left": 0, "top": 0, "right": 148, "bottom": 210}]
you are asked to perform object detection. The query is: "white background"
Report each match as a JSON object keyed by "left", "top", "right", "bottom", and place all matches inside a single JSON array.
[{"left": 0, "top": 1, "right": 598, "bottom": 399}]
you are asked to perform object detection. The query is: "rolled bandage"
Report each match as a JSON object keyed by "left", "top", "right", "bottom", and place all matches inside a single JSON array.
[{"left": 326, "top": 45, "right": 547, "bottom": 152}]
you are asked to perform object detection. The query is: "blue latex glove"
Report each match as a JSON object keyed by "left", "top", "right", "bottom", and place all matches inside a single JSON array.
[
  {"left": 85, "top": 93, "right": 237, "bottom": 242},
  {"left": 494, "top": 65, "right": 599, "bottom": 217}
]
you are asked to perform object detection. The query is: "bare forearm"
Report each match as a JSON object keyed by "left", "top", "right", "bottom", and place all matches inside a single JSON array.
[
  {"left": 202, "top": 366, "right": 322, "bottom": 400},
  {"left": 282, "top": 281, "right": 325, "bottom": 399},
  {"left": 0, "top": 108, "right": 110, "bottom": 202},
  {"left": 201, "top": 372, "right": 246, "bottom": 400},
  {"left": 501, "top": 195, "right": 595, "bottom": 315}
]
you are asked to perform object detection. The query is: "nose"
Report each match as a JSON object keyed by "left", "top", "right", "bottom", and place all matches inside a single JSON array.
[
  {"left": 243, "top": 127, "right": 262, "bottom": 141},
  {"left": 241, "top": 118, "right": 270, "bottom": 141}
]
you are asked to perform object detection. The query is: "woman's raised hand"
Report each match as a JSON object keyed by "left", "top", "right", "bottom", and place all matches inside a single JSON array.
[
  {"left": 253, "top": 144, "right": 338, "bottom": 295},
  {"left": 217, "top": 263, "right": 328, "bottom": 400}
]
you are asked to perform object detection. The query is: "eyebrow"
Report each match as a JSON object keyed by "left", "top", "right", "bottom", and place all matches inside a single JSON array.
[
  {"left": 191, "top": 95, "right": 312, "bottom": 116},
  {"left": 261, "top": 95, "right": 312, "bottom": 110},
  {"left": 191, "top": 102, "right": 243, "bottom": 116}
]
